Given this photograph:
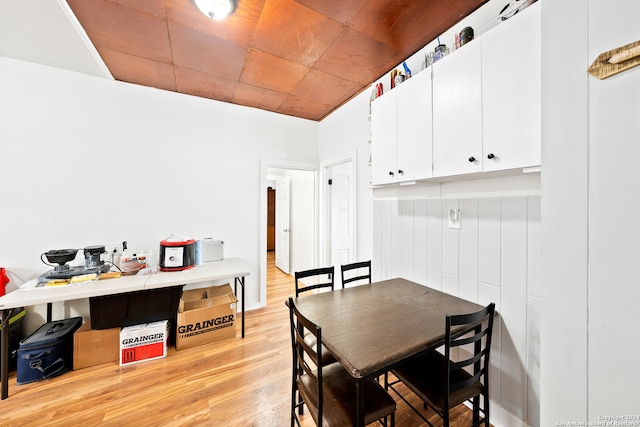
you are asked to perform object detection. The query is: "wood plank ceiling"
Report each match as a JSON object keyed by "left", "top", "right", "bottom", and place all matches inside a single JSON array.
[{"left": 67, "top": 0, "right": 488, "bottom": 121}]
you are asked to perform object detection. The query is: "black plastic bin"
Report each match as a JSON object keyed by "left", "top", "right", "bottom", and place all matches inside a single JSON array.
[
  {"left": 0, "top": 307, "right": 25, "bottom": 372},
  {"left": 17, "top": 317, "right": 82, "bottom": 385},
  {"left": 89, "top": 286, "right": 182, "bottom": 330}
]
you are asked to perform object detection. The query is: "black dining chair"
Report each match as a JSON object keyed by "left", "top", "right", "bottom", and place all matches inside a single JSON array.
[
  {"left": 385, "top": 302, "right": 496, "bottom": 427},
  {"left": 294, "top": 266, "right": 335, "bottom": 297},
  {"left": 294, "top": 267, "right": 337, "bottom": 368},
  {"left": 287, "top": 297, "right": 396, "bottom": 427},
  {"left": 340, "top": 260, "right": 372, "bottom": 288}
]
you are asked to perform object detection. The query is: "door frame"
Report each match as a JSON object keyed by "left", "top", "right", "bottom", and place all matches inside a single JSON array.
[
  {"left": 259, "top": 158, "right": 318, "bottom": 304},
  {"left": 319, "top": 152, "right": 357, "bottom": 269}
]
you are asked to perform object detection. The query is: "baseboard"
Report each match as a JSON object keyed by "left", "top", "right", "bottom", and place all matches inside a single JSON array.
[{"left": 463, "top": 399, "right": 531, "bottom": 427}]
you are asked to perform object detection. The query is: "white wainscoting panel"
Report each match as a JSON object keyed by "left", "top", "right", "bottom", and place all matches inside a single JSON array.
[
  {"left": 498, "top": 197, "right": 528, "bottom": 420},
  {"left": 426, "top": 200, "right": 443, "bottom": 292},
  {"left": 400, "top": 201, "right": 416, "bottom": 281},
  {"left": 413, "top": 200, "right": 428, "bottom": 285},
  {"left": 442, "top": 199, "right": 460, "bottom": 278},
  {"left": 460, "top": 198, "right": 480, "bottom": 303},
  {"left": 373, "top": 196, "right": 541, "bottom": 427},
  {"left": 479, "top": 198, "right": 502, "bottom": 288}
]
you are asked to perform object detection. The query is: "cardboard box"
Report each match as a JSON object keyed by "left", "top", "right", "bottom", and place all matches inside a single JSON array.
[
  {"left": 73, "top": 321, "right": 120, "bottom": 370},
  {"left": 120, "top": 320, "right": 169, "bottom": 366},
  {"left": 176, "top": 283, "right": 237, "bottom": 350}
]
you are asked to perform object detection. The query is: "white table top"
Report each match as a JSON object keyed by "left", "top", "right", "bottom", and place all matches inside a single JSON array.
[
  {"left": 0, "top": 258, "right": 250, "bottom": 310},
  {"left": 145, "top": 257, "right": 250, "bottom": 289}
]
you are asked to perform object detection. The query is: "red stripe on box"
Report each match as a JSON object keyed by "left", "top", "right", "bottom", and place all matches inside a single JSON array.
[{"left": 121, "top": 342, "right": 164, "bottom": 363}]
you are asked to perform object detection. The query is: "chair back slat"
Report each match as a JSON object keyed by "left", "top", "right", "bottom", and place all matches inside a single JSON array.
[
  {"left": 450, "top": 326, "right": 488, "bottom": 348},
  {"left": 340, "top": 260, "right": 371, "bottom": 288},
  {"left": 295, "top": 267, "right": 334, "bottom": 297},
  {"left": 450, "top": 350, "right": 483, "bottom": 372}
]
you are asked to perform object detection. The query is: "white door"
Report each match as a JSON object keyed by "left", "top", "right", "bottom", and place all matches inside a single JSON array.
[
  {"left": 329, "top": 162, "right": 353, "bottom": 268},
  {"left": 275, "top": 176, "right": 290, "bottom": 274}
]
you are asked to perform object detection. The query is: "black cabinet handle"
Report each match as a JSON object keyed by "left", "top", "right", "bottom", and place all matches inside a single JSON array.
[
  {"left": 487, "top": 153, "right": 495, "bottom": 159},
  {"left": 398, "top": 170, "right": 404, "bottom": 175},
  {"left": 388, "top": 171, "right": 394, "bottom": 176},
  {"left": 468, "top": 156, "right": 476, "bottom": 163}
]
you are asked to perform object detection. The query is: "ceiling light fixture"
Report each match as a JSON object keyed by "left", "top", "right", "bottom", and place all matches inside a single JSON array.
[{"left": 193, "top": 0, "right": 237, "bottom": 20}]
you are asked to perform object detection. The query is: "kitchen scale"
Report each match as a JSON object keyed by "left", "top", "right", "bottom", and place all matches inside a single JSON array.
[{"left": 39, "top": 246, "right": 110, "bottom": 281}]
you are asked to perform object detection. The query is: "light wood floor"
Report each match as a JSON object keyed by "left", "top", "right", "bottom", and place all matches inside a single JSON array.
[{"left": 0, "top": 253, "right": 480, "bottom": 426}]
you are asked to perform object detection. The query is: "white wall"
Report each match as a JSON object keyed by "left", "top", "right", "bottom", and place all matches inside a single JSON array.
[
  {"left": 0, "top": 58, "right": 318, "bottom": 331},
  {"left": 587, "top": 0, "right": 640, "bottom": 418},
  {"left": 540, "top": 0, "right": 590, "bottom": 423},
  {"left": 319, "top": 89, "right": 374, "bottom": 263}
]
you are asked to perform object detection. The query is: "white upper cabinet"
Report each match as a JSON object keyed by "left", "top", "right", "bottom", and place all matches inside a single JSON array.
[
  {"left": 371, "top": 70, "right": 433, "bottom": 185},
  {"left": 396, "top": 69, "right": 433, "bottom": 182},
  {"left": 432, "top": 39, "right": 483, "bottom": 177},
  {"left": 371, "top": 89, "right": 398, "bottom": 185},
  {"left": 372, "top": 2, "right": 541, "bottom": 185},
  {"left": 482, "top": 2, "right": 541, "bottom": 171}
]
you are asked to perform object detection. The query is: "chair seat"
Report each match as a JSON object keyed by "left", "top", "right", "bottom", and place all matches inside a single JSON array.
[
  {"left": 303, "top": 334, "right": 337, "bottom": 366},
  {"left": 392, "top": 351, "right": 483, "bottom": 413},
  {"left": 299, "top": 362, "right": 397, "bottom": 426}
]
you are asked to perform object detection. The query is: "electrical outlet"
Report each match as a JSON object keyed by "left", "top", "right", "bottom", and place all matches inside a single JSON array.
[{"left": 107, "top": 242, "right": 121, "bottom": 255}]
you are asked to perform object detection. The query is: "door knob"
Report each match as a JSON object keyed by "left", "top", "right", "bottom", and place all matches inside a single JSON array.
[
  {"left": 398, "top": 170, "right": 404, "bottom": 175},
  {"left": 468, "top": 156, "right": 476, "bottom": 163},
  {"left": 388, "top": 171, "right": 395, "bottom": 176},
  {"left": 487, "top": 153, "right": 495, "bottom": 159}
]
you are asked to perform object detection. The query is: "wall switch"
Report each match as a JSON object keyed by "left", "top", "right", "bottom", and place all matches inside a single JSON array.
[{"left": 448, "top": 209, "right": 461, "bottom": 229}]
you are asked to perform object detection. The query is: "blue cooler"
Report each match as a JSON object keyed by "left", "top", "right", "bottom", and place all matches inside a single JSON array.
[
  {"left": 0, "top": 307, "right": 25, "bottom": 372},
  {"left": 17, "top": 317, "right": 82, "bottom": 385}
]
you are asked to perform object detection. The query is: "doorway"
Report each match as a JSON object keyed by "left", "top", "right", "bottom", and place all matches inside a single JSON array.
[{"left": 260, "top": 160, "right": 317, "bottom": 305}]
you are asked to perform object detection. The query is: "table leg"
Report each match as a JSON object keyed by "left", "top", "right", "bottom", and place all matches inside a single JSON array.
[
  {"left": 234, "top": 276, "right": 245, "bottom": 338},
  {"left": 1, "top": 308, "right": 16, "bottom": 400},
  {"left": 356, "top": 377, "right": 365, "bottom": 427}
]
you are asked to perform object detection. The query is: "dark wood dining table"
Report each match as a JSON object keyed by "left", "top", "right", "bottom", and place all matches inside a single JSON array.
[{"left": 293, "top": 277, "right": 483, "bottom": 427}]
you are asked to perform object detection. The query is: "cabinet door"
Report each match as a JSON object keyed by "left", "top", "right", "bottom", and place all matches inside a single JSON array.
[
  {"left": 396, "top": 69, "right": 433, "bottom": 181},
  {"left": 482, "top": 2, "right": 541, "bottom": 171},
  {"left": 371, "top": 91, "right": 398, "bottom": 185},
  {"left": 432, "top": 39, "right": 483, "bottom": 177}
]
